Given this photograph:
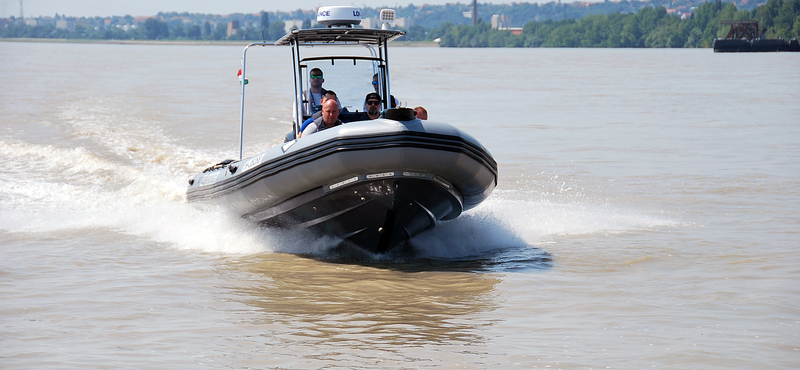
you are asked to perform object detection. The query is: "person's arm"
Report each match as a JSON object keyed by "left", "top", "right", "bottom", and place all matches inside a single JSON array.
[
  {"left": 300, "top": 116, "right": 314, "bottom": 132},
  {"left": 301, "top": 122, "right": 317, "bottom": 137}
]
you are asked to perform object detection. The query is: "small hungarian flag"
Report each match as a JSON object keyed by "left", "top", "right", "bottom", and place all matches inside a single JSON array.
[{"left": 237, "top": 69, "right": 248, "bottom": 85}]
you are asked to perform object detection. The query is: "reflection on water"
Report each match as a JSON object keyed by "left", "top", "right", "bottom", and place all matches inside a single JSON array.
[
  {"left": 221, "top": 242, "right": 551, "bottom": 364},
  {"left": 225, "top": 252, "right": 515, "bottom": 351},
  {"left": 300, "top": 240, "right": 553, "bottom": 273}
]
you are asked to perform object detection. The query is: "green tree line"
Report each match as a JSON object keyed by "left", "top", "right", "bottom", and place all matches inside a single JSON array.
[
  {"left": 430, "top": 0, "right": 799, "bottom": 47},
  {"left": 0, "top": 11, "right": 290, "bottom": 41},
  {"left": 3, "top": 0, "right": 797, "bottom": 46}
]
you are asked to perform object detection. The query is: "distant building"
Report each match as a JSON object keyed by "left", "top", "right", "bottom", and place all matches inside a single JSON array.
[
  {"left": 227, "top": 20, "right": 239, "bottom": 36},
  {"left": 360, "top": 16, "right": 410, "bottom": 29},
  {"left": 35, "top": 17, "right": 55, "bottom": 26},
  {"left": 393, "top": 17, "right": 409, "bottom": 28},
  {"left": 56, "top": 18, "right": 74, "bottom": 30},
  {"left": 491, "top": 14, "right": 505, "bottom": 29},
  {"left": 491, "top": 14, "right": 522, "bottom": 35},
  {"left": 25, "top": 18, "right": 37, "bottom": 26}
]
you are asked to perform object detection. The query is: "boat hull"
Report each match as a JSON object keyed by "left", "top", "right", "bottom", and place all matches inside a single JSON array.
[
  {"left": 251, "top": 177, "right": 461, "bottom": 253},
  {"left": 186, "top": 118, "right": 497, "bottom": 253}
]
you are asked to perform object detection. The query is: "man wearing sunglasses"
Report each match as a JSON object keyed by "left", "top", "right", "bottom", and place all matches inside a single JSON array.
[
  {"left": 305, "top": 68, "right": 328, "bottom": 116},
  {"left": 364, "top": 93, "right": 383, "bottom": 120},
  {"left": 369, "top": 73, "right": 399, "bottom": 109}
]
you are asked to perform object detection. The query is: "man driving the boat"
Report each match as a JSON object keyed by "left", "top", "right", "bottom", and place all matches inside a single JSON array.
[
  {"left": 304, "top": 68, "right": 328, "bottom": 116},
  {"left": 301, "top": 99, "right": 342, "bottom": 137}
]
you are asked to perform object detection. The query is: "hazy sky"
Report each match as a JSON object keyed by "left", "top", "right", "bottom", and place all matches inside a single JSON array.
[{"left": 3, "top": 0, "right": 579, "bottom": 18}]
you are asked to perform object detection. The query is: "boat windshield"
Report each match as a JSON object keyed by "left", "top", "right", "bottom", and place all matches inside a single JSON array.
[
  {"left": 299, "top": 52, "right": 382, "bottom": 114},
  {"left": 235, "top": 27, "right": 405, "bottom": 159}
]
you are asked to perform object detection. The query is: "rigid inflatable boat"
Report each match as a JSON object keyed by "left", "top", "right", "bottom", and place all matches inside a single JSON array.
[{"left": 186, "top": 7, "right": 497, "bottom": 254}]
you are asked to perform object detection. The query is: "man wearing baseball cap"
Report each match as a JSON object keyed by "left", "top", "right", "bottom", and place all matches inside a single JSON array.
[{"left": 364, "top": 92, "right": 383, "bottom": 120}]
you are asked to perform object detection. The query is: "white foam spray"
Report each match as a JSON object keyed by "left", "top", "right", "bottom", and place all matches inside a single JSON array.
[{"left": 1, "top": 99, "right": 679, "bottom": 260}]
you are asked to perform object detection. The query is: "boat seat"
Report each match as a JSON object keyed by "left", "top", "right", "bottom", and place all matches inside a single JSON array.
[
  {"left": 383, "top": 108, "right": 415, "bottom": 121},
  {"left": 339, "top": 111, "right": 372, "bottom": 122}
]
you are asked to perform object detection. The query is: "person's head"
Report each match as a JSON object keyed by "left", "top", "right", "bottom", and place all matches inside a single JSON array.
[
  {"left": 365, "top": 92, "right": 382, "bottom": 119},
  {"left": 309, "top": 68, "right": 324, "bottom": 88},
  {"left": 414, "top": 106, "right": 428, "bottom": 120},
  {"left": 321, "top": 99, "right": 340, "bottom": 127},
  {"left": 372, "top": 73, "right": 380, "bottom": 93},
  {"left": 321, "top": 90, "right": 337, "bottom": 104}
]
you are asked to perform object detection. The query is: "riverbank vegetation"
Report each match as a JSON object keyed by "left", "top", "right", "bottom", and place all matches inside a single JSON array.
[
  {"left": 430, "top": 0, "right": 799, "bottom": 47},
  {"left": 2, "top": 0, "right": 797, "bottom": 47}
]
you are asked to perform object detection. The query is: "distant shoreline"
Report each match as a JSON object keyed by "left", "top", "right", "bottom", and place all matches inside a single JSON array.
[{"left": 0, "top": 38, "right": 439, "bottom": 47}]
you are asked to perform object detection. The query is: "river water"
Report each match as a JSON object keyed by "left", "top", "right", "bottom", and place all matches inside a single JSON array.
[{"left": 1, "top": 41, "right": 798, "bottom": 369}]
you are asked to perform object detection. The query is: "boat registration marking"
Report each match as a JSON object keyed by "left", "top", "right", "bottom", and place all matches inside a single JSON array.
[
  {"left": 241, "top": 154, "right": 265, "bottom": 173},
  {"left": 329, "top": 176, "right": 359, "bottom": 190},
  {"left": 402, "top": 171, "right": 428, "bottom": 178},
  {"left": 366, "top": 172, "right": 394, "bottom": 179}
]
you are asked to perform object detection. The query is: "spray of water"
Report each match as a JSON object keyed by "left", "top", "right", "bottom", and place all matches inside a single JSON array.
[{"left": 1, "top": 100, "right": 679, "bottom": 262}]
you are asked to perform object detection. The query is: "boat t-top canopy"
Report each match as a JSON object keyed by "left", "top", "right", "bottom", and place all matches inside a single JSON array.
[
  {"left": 275, "top": 28, "right": 406, "bottom": 46},
  {"left": 236, "top": 8, "right": 407, "bottom": 160},
  {"left": 275, "top": 27, "right": 406, "bottom": 137}
]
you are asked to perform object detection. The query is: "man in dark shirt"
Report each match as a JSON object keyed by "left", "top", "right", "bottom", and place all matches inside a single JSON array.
[{"left": 299, "top": 90, "right": 339, "bottom": 136}]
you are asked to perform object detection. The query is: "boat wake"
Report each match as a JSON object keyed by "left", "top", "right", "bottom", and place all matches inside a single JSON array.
[
  {"left": 1, "top": 99, "right": 678, "bottom": 267},
  {"left": 0, "top": 136, "right": 677, "bottom": 265},
  {"left": 0, "top": 136, "right": 676, "bottom": 264}
]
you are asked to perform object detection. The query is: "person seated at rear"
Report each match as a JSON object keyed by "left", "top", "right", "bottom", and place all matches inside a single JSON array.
[
  {"left": 364, "top": 93, "right": 383, "bottom": 120},
  {"left": 414, "top": 106, "right": 428, "bottom": 120},
  {"left": 299, "top": 90, "right": 339, "bottom": 137},
  {"left": 301, "top": 99, "right": 342, "bottom": 137}
]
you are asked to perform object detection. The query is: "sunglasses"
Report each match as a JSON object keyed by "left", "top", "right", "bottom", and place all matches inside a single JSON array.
[
  {"left": 310, "top": 74, "right": 323, "bottom": 79},
  {"left": 366, "top": 100, "right": 381, "bottom": 106},
  {"left": 371, "top": 81, "right": 378, "bottom": 85}
]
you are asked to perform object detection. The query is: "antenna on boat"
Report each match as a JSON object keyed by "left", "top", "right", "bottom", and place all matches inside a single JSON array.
[
  {"left": 317, "top": 6, "right": 362, "bottom": 28},
  {"left": 380, "top": 9, "right": 395, "bottom": 30}
]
